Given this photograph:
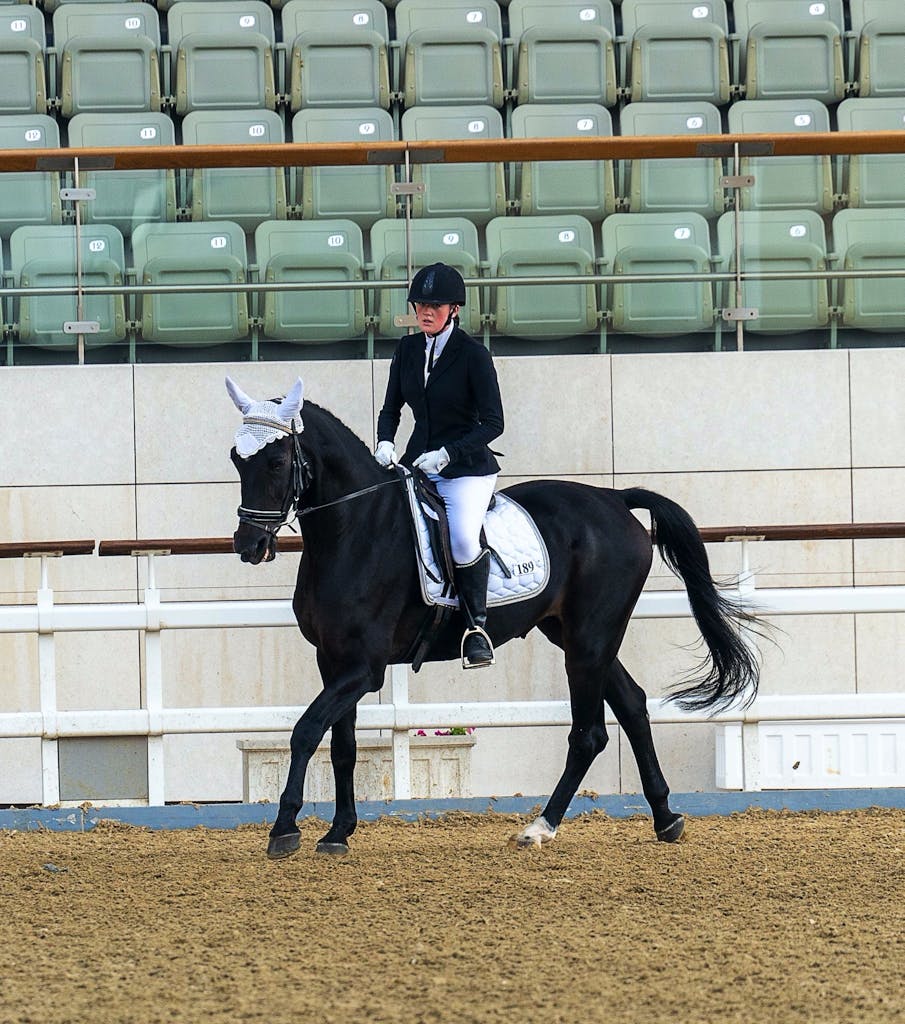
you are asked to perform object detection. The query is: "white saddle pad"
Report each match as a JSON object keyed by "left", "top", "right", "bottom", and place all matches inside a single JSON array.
[{"left": 403, "top": 474, "right": 550, "bottom": 609}]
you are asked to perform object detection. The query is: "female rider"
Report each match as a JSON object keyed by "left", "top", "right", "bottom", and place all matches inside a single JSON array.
[{"left": 374, "top": 263, "right": 504, "bottom": 668}]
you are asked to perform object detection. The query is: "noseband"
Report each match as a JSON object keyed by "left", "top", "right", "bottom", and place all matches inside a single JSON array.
[{"left": 236, "top": 419, "right": 312, "bottom": 537}]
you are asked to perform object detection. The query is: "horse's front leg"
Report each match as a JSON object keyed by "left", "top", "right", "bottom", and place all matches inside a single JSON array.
[
  {"left": 268, "top": 663, "right": 380, "bottom": 860},
  {"left": 315, "top": 706, "right": 358, "bottom": 856}
]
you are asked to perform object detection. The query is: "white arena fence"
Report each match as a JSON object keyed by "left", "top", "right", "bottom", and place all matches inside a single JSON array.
[{"left": 1, "top": 525, "right": 904, "bottom": 806}]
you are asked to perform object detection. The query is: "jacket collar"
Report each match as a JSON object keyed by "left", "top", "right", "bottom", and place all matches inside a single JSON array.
[{"left": 424, "top": 325, "right": 464, "bottom": 389}]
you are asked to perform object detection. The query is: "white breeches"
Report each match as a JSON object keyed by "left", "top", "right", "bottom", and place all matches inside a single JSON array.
[{"left": 426, "top": 472, "right": 498, "bottom": 565}]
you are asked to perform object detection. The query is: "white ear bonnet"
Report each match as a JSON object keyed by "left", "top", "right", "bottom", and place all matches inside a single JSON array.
[{"left": 226, "top": 377, "right": 304, "bottom": 459}]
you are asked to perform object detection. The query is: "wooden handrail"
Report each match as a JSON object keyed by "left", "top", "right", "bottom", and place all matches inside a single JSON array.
[
  {"left": 5, "top": 130, "right": 905, "bottom": 173},
  {"left": 0, "top": 540, "right": 96, "bottom": 559},
  {"left": 92, "top": 523, "right": 905, "bottom": 556}
]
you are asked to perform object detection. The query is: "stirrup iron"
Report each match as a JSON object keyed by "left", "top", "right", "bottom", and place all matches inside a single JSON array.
[{"left": 461, "top": 625, "right": 495, "bottom": 669}]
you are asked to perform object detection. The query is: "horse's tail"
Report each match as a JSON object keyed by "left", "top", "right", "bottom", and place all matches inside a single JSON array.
[{"left": 621, "top": 487, "right": 761, "bottom": 713}]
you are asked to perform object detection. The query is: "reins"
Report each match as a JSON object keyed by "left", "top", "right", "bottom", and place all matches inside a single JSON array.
[{"left": 296, "top": 475, "right": 403, "bottom": 519}]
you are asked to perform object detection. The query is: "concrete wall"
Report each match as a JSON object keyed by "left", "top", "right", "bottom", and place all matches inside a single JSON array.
[{"left": 1, "top": 349, "right": 904, "bottom": 802}]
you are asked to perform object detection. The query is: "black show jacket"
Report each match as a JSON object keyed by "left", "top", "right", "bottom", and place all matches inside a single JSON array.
[{"left": 377, "top": 326, "right": 504, "bottom": 478}]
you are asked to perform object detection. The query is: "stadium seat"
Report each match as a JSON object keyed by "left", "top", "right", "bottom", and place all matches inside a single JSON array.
[
  {"left": 394, "top": 0, "right": 504, "bottom": 108},
  {"left": 181, "top": 109, "right": 286, "bottom": 231},
  {"left": 52, "top": 3, "right": 162, "bottom": 116},
  {"left": 837, "top": 98, "right": 905, "bottom": 208},
  {"left": 281, "top": 0, "right": 390, "bottom": 111},
  {"left": 619, "top": 102, "right": 724, "bottom": 218},
  {"left": 727, "top": 100, "right": 833, "bottom": 214},
  {"left": 600, "top": 212, "right": 715, "bottom": 336},
  {"left": 510, "top": 103, "right": 615, "bottom": 220},
  {"left": 254, "top": 219, "right": 366, "bottom": 343},
  {"left": 66, "top": 112, "right": 176, "bottom": 235},
  {"left": 369, "top": 216, "right": 482, "bottom": 336},
  {"left": 849, "top": 2, "right": 905, "bottom": 98},
  {"left": 716, "top": 210, "right": 829, "bottom": 334},
  {"left": 732, "top": 0, "right": 845, "bottom": 103},
  {"left": 291, "top": 108, "right": 395, "bottom": 229},
  {"left": 0, "top": 5, "right": 46, "bottom": 114},
  {"left": 400, "top": 106, "right": 506, "bottom": 225},
  {"left": 620, "top": 0, "right": 730, "bottom": 104},
  {"left": 10, "top": 224, "right": 127, "bottom": 349},
  {"left": 485, "top": 215, "right": 598, "bottom": 339},
  {"left": 832, "top": 207, "right": 905, "bottom": 332},
  {"left": 130, "top": 221, "right": 250, "bottom": 345},
  {"left": 507, "top": 0, "right": 617, "bottom": 107},
  {"left": 167, "top": 2, "right": 276, "bottom": 114},
  {"left": 0, "top": 115, "right": 62, "bottom": 238}
]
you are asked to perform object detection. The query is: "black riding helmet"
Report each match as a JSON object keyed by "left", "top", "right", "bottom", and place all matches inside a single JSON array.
[{"left": 407, "top": 263, "right": 467, "bottom": 307}]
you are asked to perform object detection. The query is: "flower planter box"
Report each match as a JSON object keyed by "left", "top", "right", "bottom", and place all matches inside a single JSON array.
[{"left": 237, "top": 734, "right": 476, "bottom": 803}]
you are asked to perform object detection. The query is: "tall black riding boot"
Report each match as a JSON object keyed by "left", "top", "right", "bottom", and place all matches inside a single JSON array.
[{"left": 454, "top": 550, "right": 494, "bottom": 669}]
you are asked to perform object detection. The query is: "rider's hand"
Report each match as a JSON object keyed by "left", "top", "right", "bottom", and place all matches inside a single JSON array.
[
  {"left": 413, "top": 447, "right": 450, "bottom": 474},
  {"left": 374, "top": 440, "right": 398, "bottom": 468}
]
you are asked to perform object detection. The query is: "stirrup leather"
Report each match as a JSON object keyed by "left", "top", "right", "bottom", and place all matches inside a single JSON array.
[{"left": 461, "top": 625, "right": 495, "bottom": 669}]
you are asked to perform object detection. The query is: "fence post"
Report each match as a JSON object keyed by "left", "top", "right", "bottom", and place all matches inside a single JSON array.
[
  {"left": 738, "top": 540, "right": 763, "bottom": 790},
  {"left": 35, "top": 554, "right": 60, "bottom": 805},
  {"left": 390, "top": 663, "right": 412, "bottom": 799},
  {"left": 144, "top": 553, "right": 166, "bottom": 806}
]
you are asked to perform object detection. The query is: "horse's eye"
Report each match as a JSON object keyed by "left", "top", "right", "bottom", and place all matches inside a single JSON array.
[{"left": 268, "top": 454, "right": 287, "bottom": 472}]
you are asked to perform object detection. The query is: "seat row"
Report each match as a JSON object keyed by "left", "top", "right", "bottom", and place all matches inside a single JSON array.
[
  {"left": 4, "top": 208, "right": 905, "bottom": 350},
  {"left": 4, "top": 96, "right": 905, "bottom": 243},
  {"left": 4, "top": 0, "right": 905, "bottom": 119}
]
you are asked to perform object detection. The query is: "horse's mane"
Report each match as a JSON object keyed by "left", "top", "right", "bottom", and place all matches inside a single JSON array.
[{"left": 301, "top": 399, "right": 375, "bottom": 465}]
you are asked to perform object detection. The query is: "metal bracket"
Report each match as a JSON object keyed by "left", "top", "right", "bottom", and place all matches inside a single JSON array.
[
  {"left": 724, "top": 534, "right": 766, "bottom": 542},
  {"left": 722, "top": 308, "right": 759, "bottom": 322},
  {"left": 390, "top": 182, "right": 426, "bottom": 196},
  {"left": 720, "top": 174, "right": 755, "bottom": 188},
  {"left": 63, "top": 321, "right": 101, "bottom": 334},
  {"left": 59, "top": 187, "right": 96, "bottom": 201},
  {"left": 394, "top": 314, "right": 419, "bottom": 328}
]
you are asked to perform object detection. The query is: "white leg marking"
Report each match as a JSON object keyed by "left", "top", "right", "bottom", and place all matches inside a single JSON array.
[{"left": 510, "top": 815, "right": 558, "bottom": 849}]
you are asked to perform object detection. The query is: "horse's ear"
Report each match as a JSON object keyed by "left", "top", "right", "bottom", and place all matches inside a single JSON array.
[
  {"left": 278, "top": 378, "right": 304, "bottom": 421},
  {"left": 225, "top": 376, "right": 255, "bottom": 415}
]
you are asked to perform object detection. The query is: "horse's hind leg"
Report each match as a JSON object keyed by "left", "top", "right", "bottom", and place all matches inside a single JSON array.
[
  {"left": 606, "top": 660, "right": 685, "bottom": 843},
  {"left": 315, "top": 707, "right": 358, "bottom": 856},
  {"left": 511, "top": 642, "right": 610, "bottom": 849}
]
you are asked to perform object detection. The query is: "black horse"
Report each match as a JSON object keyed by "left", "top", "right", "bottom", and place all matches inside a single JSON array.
[{"left": 227, "top": 377, "right": 760, "bottom": 860}]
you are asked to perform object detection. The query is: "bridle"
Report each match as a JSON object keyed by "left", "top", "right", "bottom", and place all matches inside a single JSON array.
[
  {"left": 236, "top": 417, "right": 402, "bottom": 538},
  {"left": 236, "top": 418, "right": 312, "bottom": 537}
]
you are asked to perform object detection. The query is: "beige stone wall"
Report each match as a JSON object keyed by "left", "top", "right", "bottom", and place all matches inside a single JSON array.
[{"left": 1, "top": 350, "right": 903, "bottom": 801}]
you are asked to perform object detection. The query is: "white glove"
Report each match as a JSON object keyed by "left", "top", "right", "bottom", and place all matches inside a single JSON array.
[
  {"left": 374, "top": 440, "right": 398, "bottom": 467},
  {"left": 413, "top": 447, "right": 450, "bottom": 474}
]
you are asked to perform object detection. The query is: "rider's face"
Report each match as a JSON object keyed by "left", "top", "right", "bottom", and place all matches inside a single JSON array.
[{"left": 414, "top": 302, "right": 457, "bottom": 335}]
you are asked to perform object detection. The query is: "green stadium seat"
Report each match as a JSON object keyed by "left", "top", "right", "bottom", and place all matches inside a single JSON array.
[
  {"left": 507, "top": 0, "right": 617, "bottom": 107},
  {"left": 716, "top": 210, "right": 829, "bottom": 334},
  {"left": 510, "top": 104, "right": 615, "bottom": 220},
  {"left": 832, "top": 208, "right": 905, "bottom": 332},
  {"left": 10, "top": 224, "right": 127, "bottom": 349},
  {"left": 52, "top": 4, "right": 161, "bottom": 116},
  {"left": 620, "top": 0, "right": 730, "bottom": 104},
  {"left": 395, "top": 0, "right": 504, "bottom": 108},
  {"left": 254, "top": 219, "right": 366, "bottom": 343},
  {"left": 733, "top": 0, "right": 845, "bottom": 103},
  {"left": 0, "top": 6, "right": 46, "bottom": 114},
  {"left": 369, "top": 216, "right": 482, "bottom": 336},
  {"left": 167, "top": 2, "right": 276, "bottom": 114},
  {"left": 486, "top": 214, "right": 598, "bottom": 339},
  {"left": 66, "top": 112, "right": 176, "bottom": 236},
  {"left": 727, "top": 100, "right": 833, "bottom": 214},
  {"left": 600, "top": 212, "right": 714, "bottom": 336},
  {"left": 837, "top": 98, "right": 905, "bottom": 208},
  {"left": 0, "top": 115, "right": 62, "bottom": 238},
  {"left": 281, "top": 0, "right": 390, "bottom": 111},
  {"left": 400, "top": 105, "right": 506, "bottom": 225},
  {"left": 619, "top": 101, "right": 724, "bottom": 218},
  {"left": 849, "top": 2, "right": 905, "bottom": 98},
  {"left": 291, "top": 108, "right": 395, "bottom": 229},
  {"left": 131, "top": 221, "right": 250, "bottom": 345},
  {"left": 181, "top": 109, "right": 286, "bottom": 232}
]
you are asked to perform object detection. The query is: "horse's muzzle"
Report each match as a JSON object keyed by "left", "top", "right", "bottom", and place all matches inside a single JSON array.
[{"left": 233, "top": 524, "right": 276, "bottom": 564}]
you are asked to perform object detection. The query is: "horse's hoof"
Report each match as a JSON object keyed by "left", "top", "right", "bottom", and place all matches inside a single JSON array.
[
  {"left": 507, "top": 815, "right": 557, "bottom": 850},
  {"left": 267, "top": 832, "right": 301, "bottom": 860},
  {"left": 315, "top": 841, "right": 350, "bottom": 857},
  {"left": 656, "top": 815, "right": 686, "bottom": 843},
  {"left": 507, "top": 833, "right": 545, "bottom": 850}
]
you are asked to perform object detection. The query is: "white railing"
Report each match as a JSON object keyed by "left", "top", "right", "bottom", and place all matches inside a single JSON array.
[{"left": 2, "top": 535, "right": 905, "bottom": 804}]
